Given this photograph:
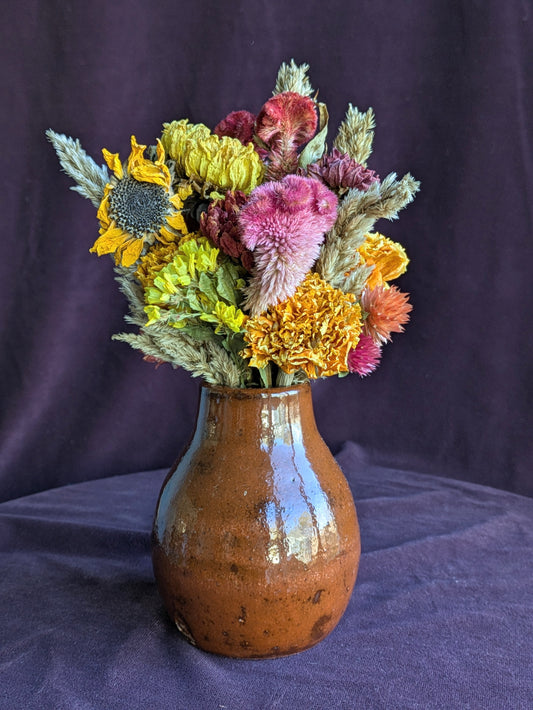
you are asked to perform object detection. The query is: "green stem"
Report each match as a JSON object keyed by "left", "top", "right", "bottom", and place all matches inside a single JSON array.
[
  {"left": 276, "top": 370, "right": 295, "bottom": 387},
  {"left": 258, "top": 364, "right": 272, "bottom": 388}
]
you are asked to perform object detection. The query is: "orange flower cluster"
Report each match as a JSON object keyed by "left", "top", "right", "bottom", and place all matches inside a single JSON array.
[
  {"left": 361, "top": 285, "right": 412, "bottom": 343},
  {"left": 135, "top": 242, "right": 181, "bottom": 289},
  {"left": 359, "top": 232, "right": 409, "bottom": 289},
  {"left": 242, "top": 272, "right": 362, "bottom": 378}
]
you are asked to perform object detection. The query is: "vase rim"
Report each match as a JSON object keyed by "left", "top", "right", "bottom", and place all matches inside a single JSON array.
[{"left": 202, "top": 381, "right": 311, "bottom": 398}]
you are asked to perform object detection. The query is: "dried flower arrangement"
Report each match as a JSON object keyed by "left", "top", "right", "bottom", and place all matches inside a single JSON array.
[{"left": 47, "top": 60, "right": 419, "bottom": 389}]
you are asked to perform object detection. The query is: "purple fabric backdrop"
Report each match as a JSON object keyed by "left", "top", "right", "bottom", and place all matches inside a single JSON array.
[{"left": 1, "top": 0, "right": 532, "bottom": 501}]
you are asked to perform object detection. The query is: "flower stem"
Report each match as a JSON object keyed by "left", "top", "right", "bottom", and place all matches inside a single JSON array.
[{"left": 276, "top": 370, "right": 294, "bottom": 387}]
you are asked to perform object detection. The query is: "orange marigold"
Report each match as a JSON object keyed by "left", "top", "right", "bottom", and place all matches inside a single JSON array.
[
  {"left": 135, "top": 241, "right": 181, "bottom": 289},
  {"left": 242, "top": 272, "right": 362, "bottom": 378},
  {"left": 359, "top": 232, "right": 409, "bottom": 289}
]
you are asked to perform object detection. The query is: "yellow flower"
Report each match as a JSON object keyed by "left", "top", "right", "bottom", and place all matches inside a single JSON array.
[
  {"left": 161, "top": 120, "right": 264, "bottom": 195},
  {"left": 358, "top": 232, "right": 409, "bottom": 289},
  {"left": 135, "top": 241, "right": 182, "bottom": 289},
  {"left": 90, "top": 136, "right": 192, "bottom": 268},
  {"left": 200, "top": 302, "right": 248, "bottom": 334},
  {"left": 242, "top": 272, "right": 362, "bottom": 378}
]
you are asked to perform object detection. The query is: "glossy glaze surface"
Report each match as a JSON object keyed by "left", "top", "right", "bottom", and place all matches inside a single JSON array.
[{"left": 151, "top": 383, "right": 360, "bottom": 658}]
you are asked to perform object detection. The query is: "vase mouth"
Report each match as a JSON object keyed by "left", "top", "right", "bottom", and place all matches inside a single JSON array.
[{"left": 202, "top": 381, "right": 311, "bottom": 398}]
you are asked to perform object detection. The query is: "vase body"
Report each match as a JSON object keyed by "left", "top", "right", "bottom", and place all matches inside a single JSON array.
[{"left": 151, "top": 382, "right": 360, "bottom": 658}]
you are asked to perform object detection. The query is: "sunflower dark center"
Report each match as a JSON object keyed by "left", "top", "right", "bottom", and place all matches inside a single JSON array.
[{"left": 109, "top": 176, "right": 170, "bottom": 236}]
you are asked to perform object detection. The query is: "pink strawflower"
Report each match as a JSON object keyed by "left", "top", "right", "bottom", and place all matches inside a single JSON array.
[
  {"left": 199, "top": 190, "right": 254, "bottom": 271},
  {"left": 214, "top": 110, "right": 257, "bottom": 145},
  {"left": 239, "top": 175, "right": 338, "bottom": 315},
  {"left": 347, "top": 334, "right": 382, "bottom": 376},
  {"left": 255, "top": 92, "right": 318, "bottom": 179},
  {"left": 361, "top": 285, "right": 413, "bottom": 344},
  {"left": 306, "top": 148, "right": 380, "bottom": 192}
]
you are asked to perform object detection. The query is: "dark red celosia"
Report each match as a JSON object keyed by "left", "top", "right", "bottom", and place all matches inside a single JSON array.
[
  {"left": 306, "top": 148, "right": 380, "bottom": 192},
  {"left": 199, "top": 190, "right": 254, "bottom": 272},
  {"left": 255, "top": 92, "right": 318, "bottom": 179},
  {"left": 214, "top": 110, "right": 257, "bottom": 145}
]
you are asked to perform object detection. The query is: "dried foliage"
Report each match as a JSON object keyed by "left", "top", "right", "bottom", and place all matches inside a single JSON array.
[
  {"left": 46, "top": 130, "right": 109, "bottom": 207},
  {"left": 273, "top": 59, "right": 314, "bottom": 97},
  {"left": 334, "top": 105, "right": 376, "bottom": 167},
  {"left": 315, "top": 173, "right": 420, "bottom": 295},
  {"left": 113, "top": 329, "right": 242, "bottom": 387}
]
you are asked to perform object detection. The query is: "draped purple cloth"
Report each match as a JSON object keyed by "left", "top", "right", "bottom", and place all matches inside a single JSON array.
[
  {"left": 1, "top": 2, "right": 532, "bottom": 707},
  {"left": 1, "top": 0, "right": 531, "bottom": 502},
  {"left": 1, "top": 443, "right": 532, "bottom": 709}
]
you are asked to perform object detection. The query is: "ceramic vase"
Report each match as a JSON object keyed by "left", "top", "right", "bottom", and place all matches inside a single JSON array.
[{"left": 151, "top": 382, "right": 360, "bottom": 658}]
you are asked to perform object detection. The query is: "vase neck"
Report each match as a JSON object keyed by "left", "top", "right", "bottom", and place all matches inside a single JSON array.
[{"left": 190, "top": 384, "right": 318, "bottom": 450}]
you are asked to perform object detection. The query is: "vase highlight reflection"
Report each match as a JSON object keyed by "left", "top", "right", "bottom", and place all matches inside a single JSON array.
[{"left": 151, "top": 383, "right": 360, "bottom": 658}]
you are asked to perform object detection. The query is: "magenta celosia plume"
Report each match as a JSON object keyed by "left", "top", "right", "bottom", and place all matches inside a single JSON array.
[
  {"left": 255, "top": 92, "right": 318, "bottom": 179},
  {"left": 347, "top": 334, "right": 382, "bottom": 376},
  {"left": 239, "top": 175, "right": 338, "bottom": 315},
  {"left": 214, "top": 110, "right": 257, "bottom": 145}
]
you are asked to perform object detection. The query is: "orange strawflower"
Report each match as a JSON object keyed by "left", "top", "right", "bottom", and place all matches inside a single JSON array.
[{"left": 361, "top": 285, "right": 412, "bottom": 343}]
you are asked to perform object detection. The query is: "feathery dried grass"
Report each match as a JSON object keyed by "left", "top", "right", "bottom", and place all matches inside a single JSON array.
[
  {"left": 46, "top": 130, "right": 109, "bottom": 207},
  {"left": 113, "top": 268, "right": 243, "bottom": 387},
  {"left": 273, "top": 59, "right": 314, "bottom": 97},
  {"left": 334, "top": 105, "right": 376, "bottom": 166},
  {"left": 113, "top": 329, "right": 242, "bottom": 387},
  {"left": 316, "top": 173, "right": 420, "bottom": 294}
]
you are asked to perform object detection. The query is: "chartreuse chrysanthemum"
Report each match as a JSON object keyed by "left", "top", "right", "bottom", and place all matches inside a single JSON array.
[
  {"left": 161, "top": 120, "right": 264, "bottom": 195},
  {"left": 242, "top": 272, "right": 362, "bottom": 378},
  {"left": 142, "top": 236, "right": 248, "bottom": 338},
  {"left": 90, "top": 136, "right": 192, "bottom": 268}
]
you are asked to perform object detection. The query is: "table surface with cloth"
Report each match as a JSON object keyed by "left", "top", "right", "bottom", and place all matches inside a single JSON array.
[{"left": 1, "top": 441, "right": 531, "bottom": 710}]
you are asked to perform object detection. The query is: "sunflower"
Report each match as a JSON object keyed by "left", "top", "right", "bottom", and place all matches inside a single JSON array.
[{"left": 90, "top": 136, "right": 192, "bottom": 268}]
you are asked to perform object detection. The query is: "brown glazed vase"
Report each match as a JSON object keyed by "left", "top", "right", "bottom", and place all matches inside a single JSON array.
[{"left": 151, "top": 382, "right": 360, "bottom": 658}]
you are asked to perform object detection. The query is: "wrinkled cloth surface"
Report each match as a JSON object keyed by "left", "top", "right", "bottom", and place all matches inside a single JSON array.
[{"left": 1, "top": 442, "right": 532, "bottom": 710}]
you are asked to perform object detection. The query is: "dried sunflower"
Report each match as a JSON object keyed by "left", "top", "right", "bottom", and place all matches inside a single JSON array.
[{"left": 90, "top": 136, "right": 191, "bottom": 268}]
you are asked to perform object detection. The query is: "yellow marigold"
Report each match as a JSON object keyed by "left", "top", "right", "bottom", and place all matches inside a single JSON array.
[
  {"left": 135, "top": 241, "right": 182, "bottom": 289},
  {"left": 161, "top": 119, "right": 264, "bottom": 194},
  {"left": 242, "top": 272, "right": 362, "bottom": 378},
  {"left": 90, "top": 136, "right": 192, "bottom": 268},
  {"left": 358, "top": 232, "right": 409, "bottom": 289}
]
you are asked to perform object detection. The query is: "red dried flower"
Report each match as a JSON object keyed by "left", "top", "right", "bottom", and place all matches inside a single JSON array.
[
  {"left": 361, "top": 285, "right": 413, "bottom": 344},
  {"left": 255, "top": 92, "right": 318, "bottom": 179},
  {"left": 199, "top": 190, "right": 254, "bottom": 271},
  {"left": 214, "top": 110, "right": 257, "bottom": 146},
  {"left": 306, "top": 148, "right": 380, "bottom": 192},
  {"left": 347, "top": 334, "right": 382, "bottom": 376}
]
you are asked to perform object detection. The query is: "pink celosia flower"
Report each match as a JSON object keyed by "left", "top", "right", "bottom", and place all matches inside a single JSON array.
[
  {"left": 347, "top": 334, "right": 382, "bottom": 376},
  {"left": 255, "top": 92, "right": 318, "bottom": 179},
  {"left": 361, "top": 285, "right": 413, "bottom": 344},
  {"left": 239, "top": 175, "right": 338, "bottom": 315},
  {"left": 214, "top": 110, "right": 257, "bottom": 145},
  {"left": 200, "top": 190, "right": 254, "bottom": 271},
  {"left": 306, "top": 148, "right": 380, "bottom": 192}
]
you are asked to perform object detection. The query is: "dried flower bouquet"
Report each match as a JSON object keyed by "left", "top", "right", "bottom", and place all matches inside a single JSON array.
[{"left": 48, "top": 60, "right": 419, "bottom": 389}]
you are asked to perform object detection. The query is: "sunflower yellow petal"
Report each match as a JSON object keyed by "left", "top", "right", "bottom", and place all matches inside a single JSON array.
[
  {"left": 102, "top": 150, "right": 123, "bottom": 179},
  {"left": 118, "top": 237, "right": 145, "bottom": 267},
  {"left": 90, "top": 227, "right": 127, "bottom": 256}
]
